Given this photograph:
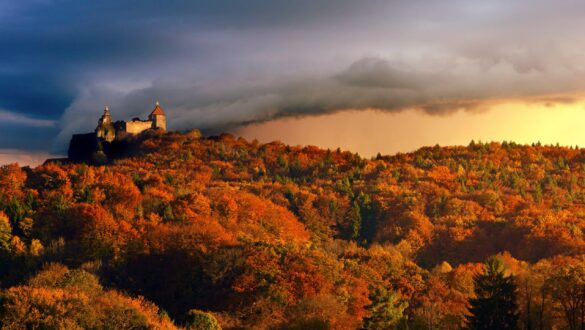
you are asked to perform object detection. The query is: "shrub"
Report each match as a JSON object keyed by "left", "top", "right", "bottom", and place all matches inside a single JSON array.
[{"left": 186, "top": 309, "right": 221, "bottom": 330}]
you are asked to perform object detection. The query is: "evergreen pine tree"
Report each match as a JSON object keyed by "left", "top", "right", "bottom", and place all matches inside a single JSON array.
[{"left": 468, "top": 256, "right": 519, "bottom": 329}]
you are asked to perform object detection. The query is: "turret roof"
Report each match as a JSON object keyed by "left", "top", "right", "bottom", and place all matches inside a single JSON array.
[{"left": 150, "top": 101, "right": 166, "bottom": 116}]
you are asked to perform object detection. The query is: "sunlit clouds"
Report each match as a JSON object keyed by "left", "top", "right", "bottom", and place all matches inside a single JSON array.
[{"left": 235, "top": 96, "right": 585, "bottom": 157}]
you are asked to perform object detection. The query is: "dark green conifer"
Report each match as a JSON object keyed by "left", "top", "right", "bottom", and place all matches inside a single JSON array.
[{"left": 468, "top": 256, "right": 518, "bottom": 330}]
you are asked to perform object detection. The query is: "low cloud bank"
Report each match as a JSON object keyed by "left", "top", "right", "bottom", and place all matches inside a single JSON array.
[{"left": 54, "top": 55, "right": 585, "bottom": 152}]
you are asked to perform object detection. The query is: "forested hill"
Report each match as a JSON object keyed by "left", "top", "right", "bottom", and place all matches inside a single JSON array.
[{"left": 0, "top": 130, "right": 584, "bottom": 329}]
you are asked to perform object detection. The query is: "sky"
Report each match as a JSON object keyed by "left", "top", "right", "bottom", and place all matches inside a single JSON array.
[{"left": 3, "top": 0, "right": 585, "bottom": 164}]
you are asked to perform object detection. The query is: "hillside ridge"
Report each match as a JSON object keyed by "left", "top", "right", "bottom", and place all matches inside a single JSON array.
[{"left": 1, "top": 130, "right": 585, "bottom": 328}]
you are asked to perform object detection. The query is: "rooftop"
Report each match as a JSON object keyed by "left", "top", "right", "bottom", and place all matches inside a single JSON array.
[{"left": 150, "top": 101, "right": 166, "bottom": 116}]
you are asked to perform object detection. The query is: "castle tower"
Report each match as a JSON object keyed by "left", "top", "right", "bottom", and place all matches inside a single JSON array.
[
  {"left": 96, "top": 106, "right": 116, "bottom": 142},
  {"left": 98, "top": 106, "right": 112, "bottom": 125},
  {"left": 149, "top": 101, "right": 167, "bottom": 131}
]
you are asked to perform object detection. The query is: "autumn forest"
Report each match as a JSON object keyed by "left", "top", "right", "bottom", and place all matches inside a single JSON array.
[{"left": 1, "top": 130, "right": 585, "bottom": 329}]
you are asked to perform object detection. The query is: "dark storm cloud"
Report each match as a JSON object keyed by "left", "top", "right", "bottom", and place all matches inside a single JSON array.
[
  {"left": 3, "top": 0, "right": 585, "bottom": 153},
  {"left": 336, "top": 58, "right": 445, "bottom": 90},
  {"left": 1, "top": 0, "right": 380, "bottom": 119},
  {"left": 0, "top": 124, "right": 59, "bottom": 151}
]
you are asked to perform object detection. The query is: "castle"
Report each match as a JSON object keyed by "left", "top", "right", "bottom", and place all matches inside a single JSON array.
[
  {"left": 68, "top": 102, "right": 167, "bottom": 162},
  {"left": 96, "top": 101, "right": 167, "bottom": 142}
]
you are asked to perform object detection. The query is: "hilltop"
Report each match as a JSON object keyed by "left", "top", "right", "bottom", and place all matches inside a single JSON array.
[{"left": 1, "top": 130, "right": 585, "bottom": 329}]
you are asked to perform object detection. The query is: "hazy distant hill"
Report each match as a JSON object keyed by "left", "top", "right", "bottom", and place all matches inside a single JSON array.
[{"left": 0, "top": 131, "right": 584, "bottom": 329}]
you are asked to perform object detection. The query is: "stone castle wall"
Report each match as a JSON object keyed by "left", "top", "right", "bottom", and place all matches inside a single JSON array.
[{"left": 125, "top": 120, "right": 153, "bottom": 134}]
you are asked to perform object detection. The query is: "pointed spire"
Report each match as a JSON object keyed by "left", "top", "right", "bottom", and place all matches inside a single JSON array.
[
  {"left": 150, "top": 101, "right": 166, "bottom": 116},
  {"left": 99, "top": 105, "right": 112, "bottom": 126}
]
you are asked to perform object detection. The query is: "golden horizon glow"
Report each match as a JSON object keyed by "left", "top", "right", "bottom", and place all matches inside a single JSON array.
[{"left": 234, "top": 98, "right": 585, "bottom": 158}]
